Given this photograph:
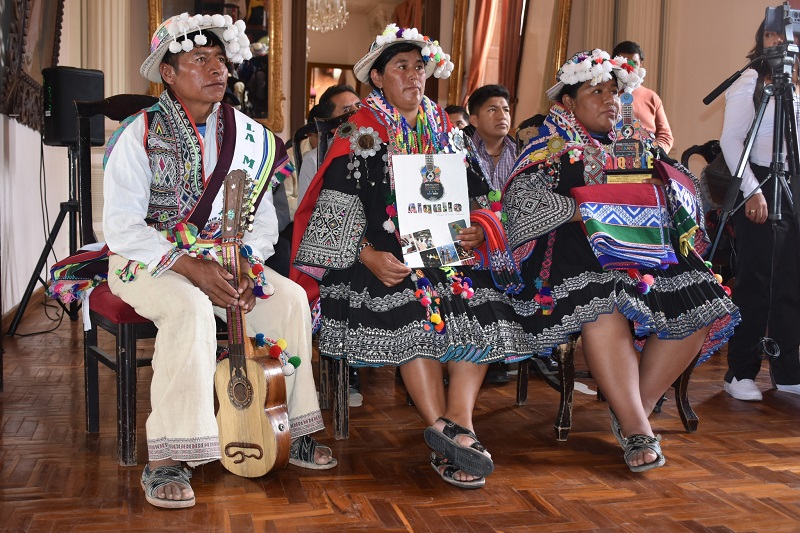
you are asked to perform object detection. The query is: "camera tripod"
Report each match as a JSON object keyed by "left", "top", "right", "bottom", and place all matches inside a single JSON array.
[{"left": 705, "top": 44, "right": 800, "bottom": 260}]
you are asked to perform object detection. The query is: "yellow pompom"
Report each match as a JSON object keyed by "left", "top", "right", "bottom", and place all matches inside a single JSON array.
[
  {"left": 430, "top": 313, "right": 441, "bottom": 324},
  {"left": 276, "top": 338, "right": 288, "bottom": 350},
  {"left": 714, "top": 274, "right": 723, "bottom": 284}
]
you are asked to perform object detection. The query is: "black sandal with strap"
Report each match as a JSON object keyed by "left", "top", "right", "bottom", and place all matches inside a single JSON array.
[
  {"left": 430, "top": 452, "right": 485, "bottom": 489},
  {"left": 289, "top": 434, "right": 338, "bottom": 470},
  {"left": 140, "top": 464, "right": 195, "bottom": 509},
  {"left": 623, "top": 434, "right": 666, "bottom": 472},
  {"left": 423, "top": 417, "right": 494, "bottom": 477}
]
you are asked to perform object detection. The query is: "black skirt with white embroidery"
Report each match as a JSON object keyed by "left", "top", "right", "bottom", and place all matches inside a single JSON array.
[{"left": 505, "top": 156, "right": 740, "bottom": 361}]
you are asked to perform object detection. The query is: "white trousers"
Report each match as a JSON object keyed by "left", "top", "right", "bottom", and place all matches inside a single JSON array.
[{"left": 107, "top": 254, "right": 323, "bottom": 465}]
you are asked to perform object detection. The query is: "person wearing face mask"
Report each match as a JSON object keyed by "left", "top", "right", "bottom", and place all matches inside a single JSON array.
[
  {"left": 504, "top": 50, "right": 739, "bottom": 473},
  {"left": 292, "top": 24, "right": 533, "bottom": 489},
  {"left": 444, "top": 105, "right": 470, "bottom": 130},
  {"left": 720, "top": 18, "right": 800, "bottom": 402}
]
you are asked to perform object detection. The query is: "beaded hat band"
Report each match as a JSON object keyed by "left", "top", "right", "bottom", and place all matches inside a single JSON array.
[
  {"left": 546, "top": 48, "right": 646, "bottom": 101},
  {"left": 353, "top": 23, "right": 454, "bottom": 84},
  {"left": 141, "top": 12, "right": 253, "bottom": 84}
]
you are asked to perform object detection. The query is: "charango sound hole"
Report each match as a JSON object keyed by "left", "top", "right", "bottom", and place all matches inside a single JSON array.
[{"left": 228, "top": 376, "right": 253, "bottom": 408}]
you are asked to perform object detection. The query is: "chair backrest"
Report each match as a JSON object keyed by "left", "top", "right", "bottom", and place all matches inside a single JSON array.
[{"left": 75, "top": 94, "right": 158, "bottom": 245}]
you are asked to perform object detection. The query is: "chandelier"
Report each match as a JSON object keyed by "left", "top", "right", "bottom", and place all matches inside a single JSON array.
[{"left": 307, "top": 0, "right": 349, "bottom": 33}]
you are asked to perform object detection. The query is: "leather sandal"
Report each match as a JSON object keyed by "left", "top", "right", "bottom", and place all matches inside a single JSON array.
[
  {"left": 623, "top": 434, "right": 666, "bottom": 473},
  {"left": 289, "top": 434, "right": 338, "bottom": 470},
  {"left": 423, "top": 417, "right": 494, "bottom": 477},
  {"left": 430, "top": 452, "right": 485, "bottom": 489},
  {"left": 140, "top": 464, "right": 195, "bottom": 509}
]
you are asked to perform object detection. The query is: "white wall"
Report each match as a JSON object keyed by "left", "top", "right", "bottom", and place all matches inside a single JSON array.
[{"left": 662, "top": 0, "right": 774, "bottom": 170}]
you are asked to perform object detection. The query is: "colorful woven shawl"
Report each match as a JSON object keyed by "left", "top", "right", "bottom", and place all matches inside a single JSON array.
[{"left": 571, "top": 183, "right": 676, "bottom": 269}]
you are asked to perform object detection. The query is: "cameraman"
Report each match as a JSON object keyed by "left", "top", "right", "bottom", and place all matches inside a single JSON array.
[{"left": 720, "top": 17, "right": 800, "bottom": 401}]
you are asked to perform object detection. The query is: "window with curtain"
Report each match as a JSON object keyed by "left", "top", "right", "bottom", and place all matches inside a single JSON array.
[{"left": 464, "top": 0, "right": 527, "bottom": 117}]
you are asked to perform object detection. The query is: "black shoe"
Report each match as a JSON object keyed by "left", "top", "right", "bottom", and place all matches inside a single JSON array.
[{"left": 485, "top": 362, "right": 510, "bottom": 384}]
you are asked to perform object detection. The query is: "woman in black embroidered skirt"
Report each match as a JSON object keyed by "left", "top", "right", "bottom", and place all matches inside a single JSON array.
[
  {"left": 292, "top": 25, "right": 532, "bottom": 489},
  {"left": 504, "top": 50, "right": 739, "bottom": 472}
]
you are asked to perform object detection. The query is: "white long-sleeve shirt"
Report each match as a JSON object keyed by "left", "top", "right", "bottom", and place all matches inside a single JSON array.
[
  {"left": 720, "top": 68, "right": 800, "bottom": 197},
  {"left": 103, "top": 104, "right": 279, "bottom": 274},
  {"left": 296, "top": 149, "right": 318, "bottom": 208}
]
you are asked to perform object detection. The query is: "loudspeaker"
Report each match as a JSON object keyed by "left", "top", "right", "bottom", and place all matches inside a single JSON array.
[{"left": 42, "top": 66, "right": 105, "bottom": 147}]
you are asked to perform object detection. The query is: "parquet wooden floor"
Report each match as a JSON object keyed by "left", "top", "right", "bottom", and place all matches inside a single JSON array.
[{"left": 3, "top": 300, "right": 800, "bottom": 532}]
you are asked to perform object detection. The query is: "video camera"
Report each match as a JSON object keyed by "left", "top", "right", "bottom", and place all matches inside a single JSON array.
[{"left": 763, "top": 2, "right": 800, "bottom": 73}]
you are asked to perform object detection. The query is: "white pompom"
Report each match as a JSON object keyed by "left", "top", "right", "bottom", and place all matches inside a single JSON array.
[
  {"left": 231, "top": 53, "right": 243, "bottom": 63},
  {"left": 421, "top": 46, "right": 430, "bottom": 57},
  {"left": 234, "top": 19, "right": 246, "bottom": 32},
  {"left": 228, "top": 42, "right": 240, "bottom": 53},
  {"left": 238, "top": 34, "right": 250, "bottom": 46},
  {"left": 176, "top": 20, "right": 187, "bottom": 32},
  {"left": 383, "top": 219, "right": 395, "bottom": 233},
  {"left": 181, "top": 38, "right": 193, "bottom": 52},
  {"left": 194, "top": 34, "right": 207, "bottom": 46},
  {"left": 223, "top": 29, "right": 235, "bottom": 41},
  {"left": 242, "top": 48, "right": 253, "bottom": 60},
  {"left": 202, "top": 14, "right": 212, "bottom": 24},
  {"left": 211, "top": 14, "right": 226, "bottom": 27},
  {"left": 282, "top": 364, "right": 295, "bottom": 376},
  {"left": 223, "top": 14, "right": 233, "bottom": 26},
  {"left": 168, "top": 40, "right": 182, "bottom": 53}
]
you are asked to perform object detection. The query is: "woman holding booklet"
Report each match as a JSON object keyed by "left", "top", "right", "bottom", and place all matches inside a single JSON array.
[
  {"left": 291, "top": 25, "right": 532, "bottom": 489},
  {"left": 503, "top": 49, "right": 739, "bottom": 473}
]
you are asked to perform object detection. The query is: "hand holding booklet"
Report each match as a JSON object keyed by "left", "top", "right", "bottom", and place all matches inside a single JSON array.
[{"left": 392, "top": 153, "right": 473, "bottom": 268}]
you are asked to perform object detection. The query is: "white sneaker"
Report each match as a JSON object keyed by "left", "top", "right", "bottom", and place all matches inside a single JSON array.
[
  {"left": 724, "top": 377, "right": 763, "bottom": 401},
  {"left": 776, "top": 383, "right": 800, "bottom": 396},
  {"left": 349, "top": 388, "right": 363, "bottom": 407}
]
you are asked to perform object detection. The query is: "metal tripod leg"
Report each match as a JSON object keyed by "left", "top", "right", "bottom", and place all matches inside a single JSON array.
[{"left": 6, "top": 199, "right": 81, "bottom": 336}]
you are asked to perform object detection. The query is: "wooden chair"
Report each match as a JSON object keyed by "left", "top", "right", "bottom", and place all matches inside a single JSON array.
[
  {"left": 76, "top": 94, "right": 158, "bottom": 466},
  {"left": 516, "top": 336, "right": 700, "bottom": 441}
]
